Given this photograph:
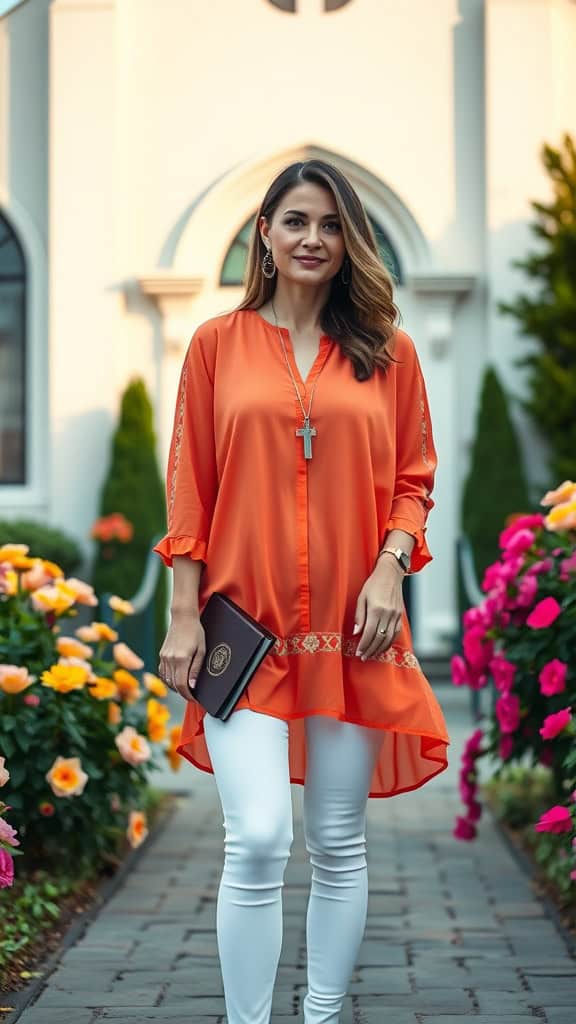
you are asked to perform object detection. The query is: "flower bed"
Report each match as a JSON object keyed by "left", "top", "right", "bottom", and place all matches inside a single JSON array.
[
  {"left": 0, "top": 543, "right": 183, "bottom": 979},
  {"left": 451, "top": 481, "right": 576, "bottom": 899}
]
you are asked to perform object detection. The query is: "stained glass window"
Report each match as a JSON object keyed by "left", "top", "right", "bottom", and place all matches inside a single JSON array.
[
  {"left": 0, "top": 214, "right": 26, "bottom": 484},
  {"left": 220, "top": 211, "right": 402, "bottom": 286}
]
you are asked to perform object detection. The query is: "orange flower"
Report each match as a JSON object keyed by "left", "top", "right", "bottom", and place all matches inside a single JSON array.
[
  {"left": 147, "top": 698, "right": 171, "bottom": 743},
  {"left": 126, "top": 810, "right": 148, "bottom": 848},
  {"left": 21, "top": 561, "right": 55, "bottom": 591},
  {"left": 57, "top": 637, "right": 93, "bottom": 660},
  {"left": 113, "top": 669, "right": 141, "bottom": 703},
  {"left": 64, "top": 578, "right": 98, "bottom": 607},
  {"left": 144, "top": 672, "right": 168, "bottom": 698},
  {"left": 0, "top": 543, "right": 29, "bottom": 561},
  {"left": 41, "top": 664, "right": 89, "bottom": 693},
  {"left": 541, "top": 480, "right": 576, "bottom": 507},
  {"left": 165, "top": 724, "right": 183, "bottom": 772},
  {"left": 88, "top": 677, "right": 119, "bottom": 700},
  {"left": 108, "top": 701, "right": 122, "bottom": 725},
  {"left": 115, "top": 725, "right": 151, "bottom": 766},
  {"left": 545, "top": 499, "right": 576, "bottom": 533},
  {"left": 91, "top": 513, "right": 134, "bottom": 544},
  {"left": 41, "top": 560, "right": 65, "bottom": 579},
  {"left": 0, "top": 566, "right": 17, "bottom": 596},
  {"left": 0, "top": 665, "right": 36, "bottom": 695},
  {"left": 80, "top": 622, "right": 119, "bottom": 644},
  {"left": 109, "top": 595, "right": 135, "bottom": 616},
  {"left": 58, "top": 656, "right": 96, "bottom": 680},
  {"left": 113, "top": 642, "right": 144, "bottom": 671},
  {"left": 30, "top": 581, "right": 77, "bottom": 615},
  {"left": 46, "top": 755, "right": 89, "bottom": 797}
]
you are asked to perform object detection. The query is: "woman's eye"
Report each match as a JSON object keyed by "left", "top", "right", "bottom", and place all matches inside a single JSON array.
[
  {"left": 324, "top": 222, "right": 341, "bottom": 232},
  {"left": 285, "top": 217, "right": 302, "bottom": 226}
]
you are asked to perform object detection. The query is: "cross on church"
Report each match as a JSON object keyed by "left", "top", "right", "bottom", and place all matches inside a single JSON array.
[{"left": 296, "top": 418, "right": 317, "bottom": 459}]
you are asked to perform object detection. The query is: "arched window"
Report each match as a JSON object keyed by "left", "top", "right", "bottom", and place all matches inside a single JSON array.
[
  {"left": 220, "top": 211, "right": 403, "bottom": 286},
  {"left": 0, "top": 213, "right": 26, "bottom": 485}
]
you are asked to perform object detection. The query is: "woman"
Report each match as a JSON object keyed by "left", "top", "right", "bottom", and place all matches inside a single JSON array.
[{"left": 154, "top": 159, "right": 450, "bottom": 1024}]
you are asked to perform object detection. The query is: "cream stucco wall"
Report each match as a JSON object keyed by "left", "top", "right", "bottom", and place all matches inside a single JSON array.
[{"left": 1, "top": 0, "right": 575, "bottom": 652}]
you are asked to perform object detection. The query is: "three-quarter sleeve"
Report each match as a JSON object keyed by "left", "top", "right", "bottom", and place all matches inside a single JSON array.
[
  {"left": 384, "top": 333, "right": 437, "bottom": 573},
  {"left": 152, "top": 327, "right": 218, "bottom": 567}
]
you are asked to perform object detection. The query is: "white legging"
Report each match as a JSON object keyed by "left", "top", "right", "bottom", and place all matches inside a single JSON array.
[{"left": 203, "top": 708, "right": 385, "bottom": 1024}]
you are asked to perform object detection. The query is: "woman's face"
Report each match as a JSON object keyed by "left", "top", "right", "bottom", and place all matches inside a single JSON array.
[{"left": 259, "top": 181, "right": 346, "bottom": 286}]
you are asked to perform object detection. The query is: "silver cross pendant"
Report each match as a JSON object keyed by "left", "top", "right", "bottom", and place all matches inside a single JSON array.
[{"left": 296, "top": 417, "right": 317, "bottom": 460}]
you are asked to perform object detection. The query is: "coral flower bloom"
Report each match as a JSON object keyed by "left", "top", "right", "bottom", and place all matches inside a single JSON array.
[
  {"left": 57, "top": 637, "right": 93, "bottom": 660},
  {"left": 544, "top": 499, "right": 576, "bottom": 532},
  {"left": 0, "top": 567, "right": 17, "bottom": 596},
  {"left": 126, "top": 810, "right": 148, "bottom": 849},
  {"left": 109, "top": 596, "right": 135, "bottom": 616},
  {"left": 0, "top": 543, "right": 29, "bottom": 561},
  {"left": 65, "top": 578, "right": 98, "bottom": 607},
  {"left": 0, "top": 664, "right": 36, "bottom": 695},
  {"left": 41, "top": 664, "right": 89, "bottom": 693},
  {"left": 113, "top": 669, "right": 142, "bottom": 703},
  {"left": 46, "top": 755, "right": 89, "bottom": 797},
  {"left": 88, "top": 677, "right": 119, "bottom": 700},
  {"left": 144, "top": 673, "right": 168, "bottom": 698},
  {"left": 166, "top": 725, "right": 183, "bottom": 772},
  {"left": 21, "top": 561, "right": 54, "bottom": 591},
  {"left": 147, "top": 698, "right": 171, "bottom": 743},
  {"left": 113, "top": 642, "right": 144, "bottom": 671},
  {"left": 30, "top": 581, "right": 77, "bottom": 615},
  {"left": 108, "top": 701, "right": 122, "bottom": 725},
  {"left": 115, "top": 726, "right": 151, "bottom": 766},
  {"left": 540, "top": 480, "right": 576, "bottom": 507}
]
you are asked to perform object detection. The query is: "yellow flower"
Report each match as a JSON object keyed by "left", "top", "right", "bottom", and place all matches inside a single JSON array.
[
  {"left": 126, "top": 810, "right": 148, "bottom": 849},
  {"left": 0, "top": 543, "right": 29, "bottom": 561},
  {"left": 113, "top": 669, "right": 141, "bottom": 703},
  {"left": 0, "top": 664, "right": 36, "bottom": 695},
  {"left": 88, "top": 677, "right": 119, "bottom": 700},
  {"left": 143, "top": 672, "right": 168, "bottom": 698},
  {"left": 41, "top": 664, "right": 89, "bottom": 693},
  {"left": 30, "top": 581, "right": 78, "bottom": 615},
  {"left": 115, "top": 725, "right": 151, "bottom": 766},
  {"left": 41, "top": 560, "right": 65, "bottom": 579},
  {"left": 0, "top": 568, "right": 17, "bottom": 596},
  {"left": 541, "top": 480, "right": 576, "bottom": 507},
  {"left": 109, "top": 595, "right": 135, "bottom": 616},
  {"left": 147, "top": 698, "right": 171, "bottom": 742},
  {"left": 165, "top": 724, "right": 183, "bottom": 772},
  {"left": 57, "top": 637, "right": 93, "bottom": 660},
  {"left": 113, "top": 642, "right": 144, "bottom": 671},
  {"left": 57, "top": 656, "right": 96, "bottom": 680},
  {"left": 108, "top": 701, "right": 122, "bottom": 725},
  {"left": 46, "top": 755, "right": 89, "bottom": 797},
  {"left": 545, "top": 499, "right": 576, "bottom": 533}
]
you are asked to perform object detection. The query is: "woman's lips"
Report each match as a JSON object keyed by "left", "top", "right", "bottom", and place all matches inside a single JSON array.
[{"left": 294, "top": 257, "right": 325, "bottom": 267}]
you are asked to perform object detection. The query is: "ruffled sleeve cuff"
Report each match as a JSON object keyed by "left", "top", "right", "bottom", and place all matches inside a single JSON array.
[
  {"left": 152, "top": 534, "right": 208, "bottom": 568},
  {"left": 383, "top": 515, "right": 432, "bottom": 574}
]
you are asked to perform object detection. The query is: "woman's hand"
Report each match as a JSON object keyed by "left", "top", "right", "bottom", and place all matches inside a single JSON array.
[
  {"left": 158, "top": 611, "right": 206, "bottom": 702},
  {"left": 354, "top": 555, "right": 405, "bottom": 661}
]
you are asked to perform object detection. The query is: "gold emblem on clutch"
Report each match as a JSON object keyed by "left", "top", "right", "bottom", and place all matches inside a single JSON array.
[{"left": 207, "top": 643, "right": 232, "bottom": 676}]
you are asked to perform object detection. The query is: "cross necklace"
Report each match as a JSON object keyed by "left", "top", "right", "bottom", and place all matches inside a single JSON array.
[{"left": 270, "top": 299, "right": 326, "bottom": 460}]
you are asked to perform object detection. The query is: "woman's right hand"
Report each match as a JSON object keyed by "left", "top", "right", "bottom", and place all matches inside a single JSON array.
[{"left": 158, "top": 612, "right": 206, "bottom": 702}]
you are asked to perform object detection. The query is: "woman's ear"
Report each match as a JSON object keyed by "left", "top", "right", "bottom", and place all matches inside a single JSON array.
[{"left": 258, "top": 214, "right": 270, "bottom": 248}]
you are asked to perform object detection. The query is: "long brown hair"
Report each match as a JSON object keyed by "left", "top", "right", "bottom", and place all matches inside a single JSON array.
[{"left": 235, "top": 159, "right": 401, "bottom": 381}]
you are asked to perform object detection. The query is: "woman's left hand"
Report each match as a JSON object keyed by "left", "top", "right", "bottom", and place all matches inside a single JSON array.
[{"left": 354, "top": 556, "right": 405, "bottom": 661}]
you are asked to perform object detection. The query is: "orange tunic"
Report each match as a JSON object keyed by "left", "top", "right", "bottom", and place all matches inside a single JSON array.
[{"left": 153, "top": 308, "right": 450, "bottom": 797}]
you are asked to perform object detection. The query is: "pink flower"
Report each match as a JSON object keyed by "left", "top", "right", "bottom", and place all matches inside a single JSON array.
[
  {"left": 534, "top": 805, "right": 573, "bottom": 834},
  {"left": 0, "top": 847, "right": 14, "bottom": 888},
  {"left": 499, "top": 515, "right": 545, "bottom": 548},
  {"left": 459, "top": 778, "right": 477, "bottom": 804},
  {"left": 496, "top": 692, "right": 521, "bottom": 734},
  {"left": 0, "top": 757, "right": 9, "bottom": 788},
  {"left": 463, "top": 627, "right": 494, "bottom": 671},
  {"left": 504, "top": 528, "right": 536, "bottom": 558},
  {"left": 570, "top": 870, "right": 576, "bottom": 882},
  {"left": 525, "top": 558, "right": 553, "bottom": 577},
  {"left": 23, "top": 693, "right": 41, "bottom": 706},
  {"left": 526, "top": 597, "right": 562, "bottom": 629},
  {"left": 0, "top": 817, "right": 20, "bottom": 847},
  {"left": 490, "top": 655, "right": 516, "bottom": 693},
  {"left": 466, "top": 799, "right": 483, "bottom": 822},
  {"left": 539, "top": 707, "right": 572, "bottom": 740},
  {"left": 453, "top": 816, "right": 477, "bottom": 841},
  {"left": 560, "top": 552, "right": 576, "bottom": 574},
  {"left": 515, "top": 574, "right": 538, "bottom": 608},
  {"left": 499, "top": 734, "right": 514, "bottom": 760},
  {"left": 451, "top": 655, "right": 471, "bottom": 687},
  {"left": 539, "top": 659, "right": 568, "bottom": 697},
  {"left": 463, "top": 728, "right": 484, "bottom": 756}
]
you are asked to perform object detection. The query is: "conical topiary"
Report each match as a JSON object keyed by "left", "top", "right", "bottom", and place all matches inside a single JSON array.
[
  {"left": 91, "top": 378, "right": 167, "bottom": 655},
  {"left": 461, "top": 366, "right": 531, "bottom": 586}
]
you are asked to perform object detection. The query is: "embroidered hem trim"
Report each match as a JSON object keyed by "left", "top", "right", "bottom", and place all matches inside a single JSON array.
[
  {"left": 273, "top": 633, "right": 420, "bottom": 668},
  {"left": 168, "top": 359, "right": 188, "bottom": 531}
]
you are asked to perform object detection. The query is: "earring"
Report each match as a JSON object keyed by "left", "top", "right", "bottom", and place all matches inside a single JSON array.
[
  {"left": 340, "top": 258, "right": 351, "bottom": 286},
  {"left": 262, "top": 246, "right": 277, "bottom": 279}
]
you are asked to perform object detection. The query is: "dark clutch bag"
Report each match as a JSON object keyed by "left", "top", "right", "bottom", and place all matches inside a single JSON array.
[{"left": 191, "top": 592, "right": 277, "bottom": 720}]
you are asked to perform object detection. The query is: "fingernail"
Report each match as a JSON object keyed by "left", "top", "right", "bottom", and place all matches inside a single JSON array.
[
  {"left": 352, "top": 623, "right": 359, "bottom": 635},
  {"left": 356, "top": 649, "right": 362, "bottom": 658},
  {"left": 188, "top": 678, "right": 196, "bottom": 690}
]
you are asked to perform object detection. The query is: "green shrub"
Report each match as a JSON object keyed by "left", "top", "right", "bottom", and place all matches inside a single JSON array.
[
  {"left": 91, "top": 379, "right": 167, "bottom": 653},
  {"left": 461, "top": 366, "right": 531, "bottom": 583},
  {"left": 0, "top": 520, "right": 82, "bottom": 577}
]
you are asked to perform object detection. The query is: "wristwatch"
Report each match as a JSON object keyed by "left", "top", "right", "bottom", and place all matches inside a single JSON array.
[{"left": 378, "top": 546, "right": 411, "bottom": 573}]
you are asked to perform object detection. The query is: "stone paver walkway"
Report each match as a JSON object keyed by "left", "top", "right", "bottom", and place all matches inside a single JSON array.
[{"left": 9, "top": 686, "right": 576, "bottom": 1023}]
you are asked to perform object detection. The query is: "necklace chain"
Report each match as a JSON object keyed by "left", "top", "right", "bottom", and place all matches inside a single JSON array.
[{"left": 270, "top": 299, "right": 323, "bottom": 424}]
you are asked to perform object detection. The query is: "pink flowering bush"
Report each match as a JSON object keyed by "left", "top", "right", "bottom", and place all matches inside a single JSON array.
[
  {"left": 0, "top": 544, "right": 182, "bottom": 874},
  {"left": 451, "top": 482, "right": 576, "bottom": 893}
]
